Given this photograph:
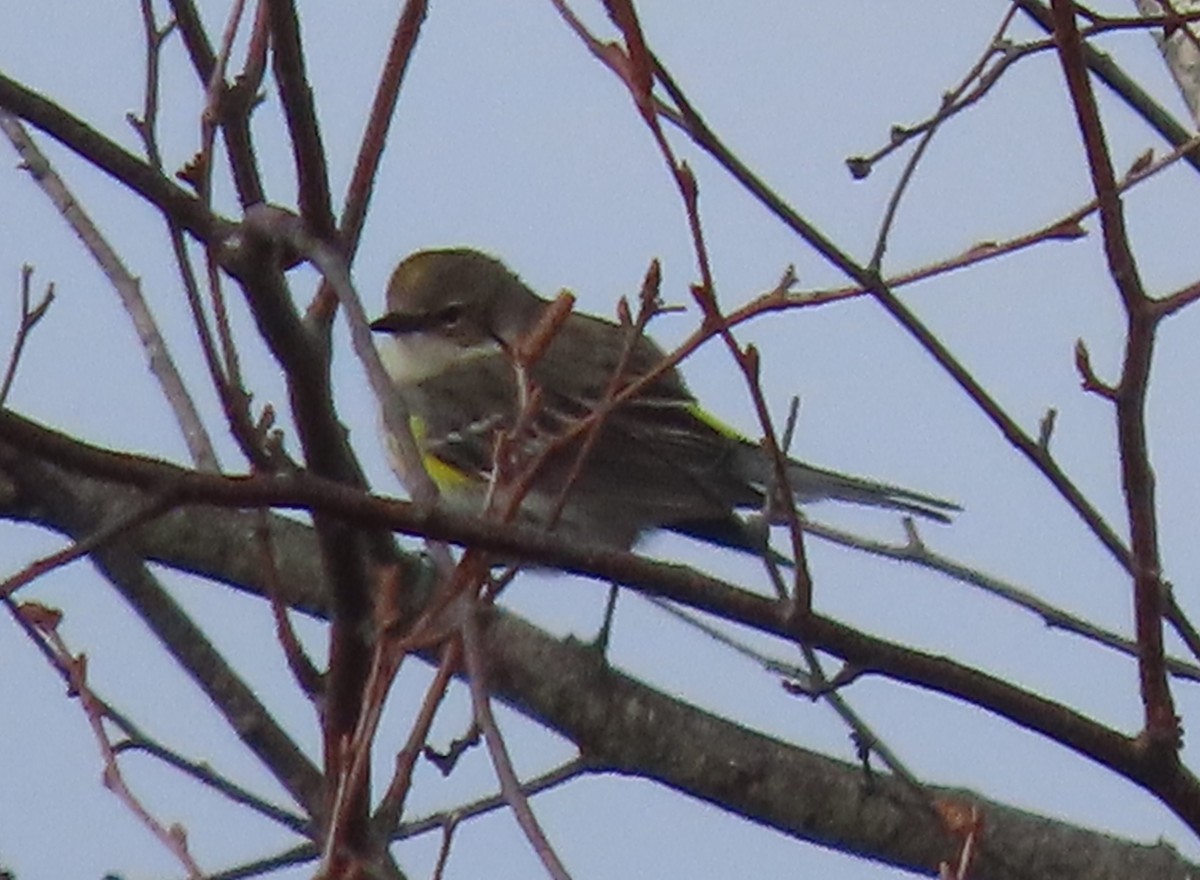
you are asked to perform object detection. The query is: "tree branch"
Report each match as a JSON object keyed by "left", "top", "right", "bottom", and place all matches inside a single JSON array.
[
  {"left": 4, "top": 410, "right": 1198, "bottom": 831},
  {"left": 1, "top": 442, "right": 1194, "bottom": 879}
]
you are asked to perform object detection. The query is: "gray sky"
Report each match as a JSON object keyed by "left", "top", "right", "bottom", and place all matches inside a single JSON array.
[{"left": 3, "top": 2, "right": 1199, "bottom": 877}]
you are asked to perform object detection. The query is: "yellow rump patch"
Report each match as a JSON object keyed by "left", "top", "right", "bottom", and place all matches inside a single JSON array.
[{"left": 689, "top": 403, "right": 748, "bottom": 441}]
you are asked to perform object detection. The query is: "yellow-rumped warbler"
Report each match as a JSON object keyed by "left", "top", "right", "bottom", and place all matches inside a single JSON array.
[{"left": 369, "top": 248, "right": 957, "bottom": 554}]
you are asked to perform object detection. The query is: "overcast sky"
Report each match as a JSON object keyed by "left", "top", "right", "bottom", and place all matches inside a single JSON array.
[{"left": 3, "top": 2, "right": 1200, "bottom": 878}]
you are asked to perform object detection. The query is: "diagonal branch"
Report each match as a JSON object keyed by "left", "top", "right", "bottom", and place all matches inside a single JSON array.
[
  {"left": 0, "top": 447, "right": 324, "bottom": 816},
  {"left": 1016, "top": 0, "right": 1200, "bottom": 173},
  {"left": 0, "top": 72, "right": 226, "bottom": 244},
  {"left": 0, "top": 111, "right": 220, "bottom": 471},
  {"left": 306, "top": 0, "right": 430, "bottom": 327},
  {"left": 642, "top": 46, "right": 1139, "bottom": 583}
]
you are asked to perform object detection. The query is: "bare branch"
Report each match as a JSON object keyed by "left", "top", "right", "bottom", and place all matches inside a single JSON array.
[
  {"left": 0, "top": 113, "right": 219, "bottom": 470},
  {"left": 1051, "top": 0, "right": 1177, "bottom": 754},
  {"left": 461, "top": 598, "right": 572, "bottom": 879},
  {"left": 11, "top": 602, "right": 206, "bottom": 878},
  {"left": 5, "top": 408, "right": 1193, "bottom": 829}
]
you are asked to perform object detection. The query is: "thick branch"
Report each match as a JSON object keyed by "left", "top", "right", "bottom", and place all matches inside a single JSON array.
[
  {"left": 0, "top": 72, "right": 225, "bottom": 244},
  {"left": 3, "top": 410, "right": 1198, "bottom": 831},
  {"left": 1, "top": 449, "right": 323, "bottom": 817},
  {"left": 266, "top": 0, "right": 336, "bottom": 242},
  {"left": 1, "top": 445, "right": 1195, "bottom": 880}
]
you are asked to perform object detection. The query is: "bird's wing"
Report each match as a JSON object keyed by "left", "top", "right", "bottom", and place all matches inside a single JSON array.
[
  {"left": 402, "top": 354, "right": 517, "bottom": 481},
  {"left": 530, "top": 317, "right": 763, "bottom": 517}
]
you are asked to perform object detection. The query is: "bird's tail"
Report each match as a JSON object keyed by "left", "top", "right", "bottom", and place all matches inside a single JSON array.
[{"left": 734, "top": 443, "right": 960, "bottom": 523}]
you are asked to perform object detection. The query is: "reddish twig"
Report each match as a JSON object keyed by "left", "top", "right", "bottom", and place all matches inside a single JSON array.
[
  {"left": 1015, "top": 0, "right": 1200, "bottom": 173},
  {"left": 14, "top": 602, "right": 206, "bottom": 878},
  {"left": 338, "top": 0, "right": 429, "bottom": 256},
  {"left": 131, "top": 0, "right": 269, "bottom": 468},
  {"left": 506, "top": 265, "right": 661, "bottom": 545},
  {"left": 257, "top": 512, "right": 323, "bottom": 698},
  {"left": 1073, "top": 339, "right": 1118, "bottom": 400},
  {"left": 430, "top": 815, "right": 458, "bottom": 880},
  {"left": 6, "top": 586, "right": 309, "bottom": 835},
  {"left": 562, "top": 0, "right": 815, "bottom": 606},
  {"left": 309, "top": 0, "right": 430, "bottom": 326},
  {"left": 1075, "top": 4, "right": 1200, "bottom": 32},
  {"left": 1155, "top": 277, "right": 1200, "bottom": 316},
  {"left": 1050, "top": 0, "right": 1178, "bottom": 755},
  {"left": 328, "top": 558, "right": 481, "bottom": 867},
  {"left": 855, "top": 6, "right": 1200, "bottom": 182},
  {"left": 191, "top": 0, "right": 270, "bottom": 466},
  {"left": 229, "top": 758, "right": 588, "bottom": 877},
  {"left": 850, "top": 31, "right": 1039, "bottom": 179},
  {"left": 865, "top": 5, "right": 1022, "bottom": 270},
  {"left": 166, "top": 0, "right": 268, "bottom": 206},
  {"left": 0, "top": 491, "right": 171, "bottom": 600},
  {"left": 324, "top": 563, "right": 428, "bottom": 861},
  {"left": 373, "top": 638, "right": 462, "bottom": 834},
  {"left": 640, "top": 38, "right": 1146, "bottom": 598}
]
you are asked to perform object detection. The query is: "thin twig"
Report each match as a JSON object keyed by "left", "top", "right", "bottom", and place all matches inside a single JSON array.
[
  {"left": 12, "top": 602, "right": 206, "bottom": 878},
  {"left": 266, "top": 0, "right": 336, "bottom": 242},
  {"left": 567, "top": 0, "right": 816, "bottom": 607},
  {"left": 643, "top": 39, "right": 1145, "bottom": 598},
  {"left": 0, "top": 111, "right": 219, "bottom": 470},
  {"left": 205, "top": 758, "right": 588, "bottom": 880},
  {"left": 257, "top": 512, "right": 323, "bottom": 698},
  {"left": 867, "top": 6, "right": 1020, "bottom": 270},
  {"left": 849, "top": 29, "right": 1038, "bottom": 179},
  {"left": 373, "top": 638, "right": 462, "bottom": 834},
  {"left": 308, "top": 0, "right": 430, "bottom": 327},
  {"left": 1015, "top": 0, "right": 1200, "bottom": 173},
  {"left": 5, "top": 595, "right": 308, "bottom": 834},
  {"left": 460, "top": 599, "right": 572, "bottom": 879},
  {"left": 1050, "top": 0, "right": 1177, "bottom": 752},
  {"left": 803, "top": 517, "right": 1200, "bottom": 684},
  {"left": 0, "top": 491, "right": 172, "bottom": 599},
  {"left": 0, "top": 265, "right": 54, "bottom": 407},
  {"left": 115, "top": 737, "right": 309, "bottom": 834},
  {"left": 130, "top": 0, "right": 271, "bottom": 467}
]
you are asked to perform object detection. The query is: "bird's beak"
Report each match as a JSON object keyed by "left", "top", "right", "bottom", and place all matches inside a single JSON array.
[{"left": 370, "top": 313, "right": 422, "bottom": 334}]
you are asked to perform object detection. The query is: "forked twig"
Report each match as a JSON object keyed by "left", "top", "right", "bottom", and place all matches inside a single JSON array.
[{"left": 0, "top": 265, "right": 54, "bottom": 407}]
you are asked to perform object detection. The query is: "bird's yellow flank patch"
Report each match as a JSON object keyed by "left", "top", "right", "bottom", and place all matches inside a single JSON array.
[{"left": 410, "top": 415, "right": 476, "bottom": 491}]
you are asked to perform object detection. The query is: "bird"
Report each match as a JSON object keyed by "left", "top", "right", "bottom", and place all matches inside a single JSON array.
[{"left": 369, "top": 248, "right": 958, "bottom": 556}]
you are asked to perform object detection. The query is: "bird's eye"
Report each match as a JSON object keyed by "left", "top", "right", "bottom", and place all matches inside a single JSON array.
[{"left": 437, "top": 304, "right": 464, "bottom": 327}]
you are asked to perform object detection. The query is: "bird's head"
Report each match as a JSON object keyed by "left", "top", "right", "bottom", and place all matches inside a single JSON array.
[{"left": 370, "top": 248, "right": 543, "bottom": 384}]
